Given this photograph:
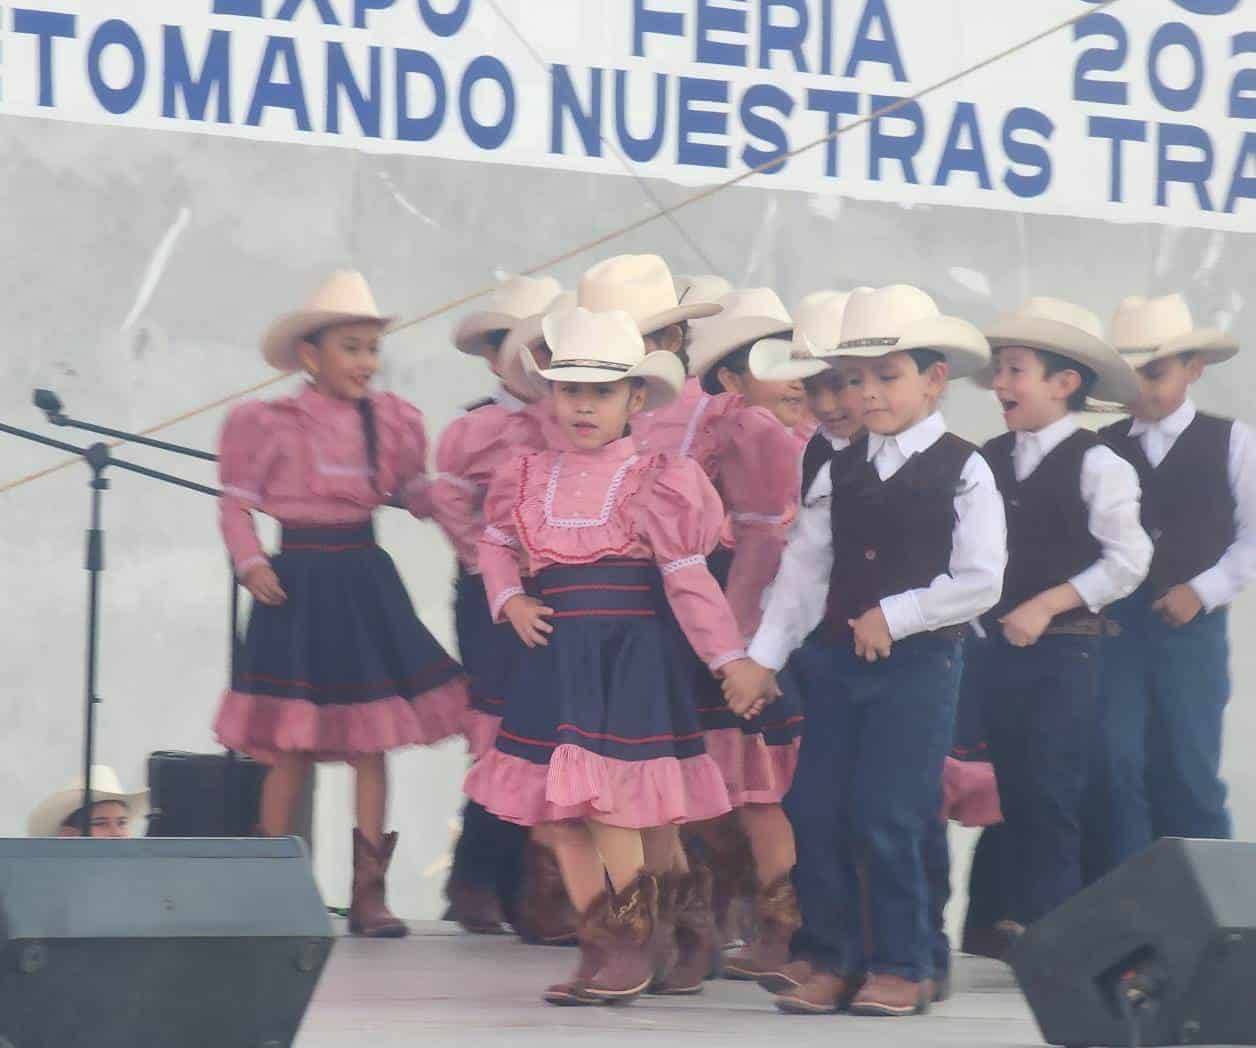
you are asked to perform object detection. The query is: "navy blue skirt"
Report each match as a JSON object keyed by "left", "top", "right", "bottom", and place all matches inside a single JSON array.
[
  {"left": 694, "top": 546, "right": 803, "bottom": 806},
  {"left": 463, "top": 559, "right": 731, "bottom": 828},
  {"left": 454, "top": 567, "right": 524, "bottom": 756},
  {"left": 215, "top": 522, "right": 468, "bottom": 762}
]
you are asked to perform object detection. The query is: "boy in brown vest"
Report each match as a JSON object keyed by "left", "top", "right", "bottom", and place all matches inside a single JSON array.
[
  {"left": 1088, "top": 295, "right": 1250, "bottom": 877},
  {"left": 726, "top": 285, "right": 1005, "bottom": 1016},
  {"left": 962, "top": 299, "right": 1151, "bottom": 958}
]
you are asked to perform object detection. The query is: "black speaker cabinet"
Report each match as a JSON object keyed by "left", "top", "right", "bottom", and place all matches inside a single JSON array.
[
  {"left": 1011, "top": 838, "right": 1256, "bottom": 1046},
  {"left": 0, "top": 837, "right": 333, "bottom": 1048}
]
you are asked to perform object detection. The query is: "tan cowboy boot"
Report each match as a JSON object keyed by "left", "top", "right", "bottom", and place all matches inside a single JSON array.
[
  {"left": 774, "top": 971, "right": 863, "bottom": 1015},
  {"left": 848, "top": 972, "right": 931, "bottom": 1016},
  {"left": 650, "top": 867, "right": 721, "bottom": 995},
  {"left": 724, "top": 874, "right": 803, "bottom": 984},
  {"left": 582, "top": 873, "right": 660, "bottom": 1003},
  {"left": 514, "top": 841, "right": 579, "bottom": 945},
  {"left": 348, "top": 829, "right": 408, "bottom": 939}
]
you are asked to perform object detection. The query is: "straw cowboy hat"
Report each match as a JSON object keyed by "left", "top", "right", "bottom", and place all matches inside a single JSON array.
[
  {"left": 1109, "top": 293, "right": 1239, "bottom": 369},
  {"left": 524, "top": 306, "right": 684, "bottom": 411},
  {"left": 674, "top": 274, "right": 734, "bottom": 307},
  {"left": 749, "top": 288, "right": 873, "bottom": 381},
  {"left": 977, "top": 297, "right": 1141, "bottom": 405},
  {"left": 834, "top": 285, "right": 990, "bottom": 380},
  {"left": 452, "top": 274, "right": 563, "bottom": 357},
  {"left": 27, "top": 765, "right": 149, "bottom": 837},
  {"left": 499, "top": 290, "right": 576, "bottom": 398},
  {"left": 261, "top": 270, "right": 394, "bottom": 372},
  {"left": 687, "top": 288, "right": 794, "bottom": 379},
  {"left": 578, "top": 254, "right": 722, "bottom": 335}
]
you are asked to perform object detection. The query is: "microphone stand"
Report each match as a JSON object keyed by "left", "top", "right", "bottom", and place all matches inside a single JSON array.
[{"left": 0, "top": 416, "right": 218, "bottom": 835}]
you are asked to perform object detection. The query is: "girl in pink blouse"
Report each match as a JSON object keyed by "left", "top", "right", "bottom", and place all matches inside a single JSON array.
[
  {"left": 678, "top": 287, "right": 819, "bottom": 989},
  {"left": 215, "top": 272, "right": 468, "bottom": 939},
  {"left": 464, "top": 306, "right": 761, "bottom": 1006},
  {"left": 436, "top": 282, "right": 578, "bottom": 944}
]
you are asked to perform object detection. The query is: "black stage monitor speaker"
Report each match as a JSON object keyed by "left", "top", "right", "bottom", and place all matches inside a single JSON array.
[
  {"left": 1011, "top": 838, "right": 1256, "bottom": 1047},
  {"left": 0, "top": 837, "right": 333, "bottom": 1048}
]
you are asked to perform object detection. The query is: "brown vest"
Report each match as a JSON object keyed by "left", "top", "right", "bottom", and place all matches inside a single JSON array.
[
  {"left": 982, "top": 428, "right": 1102, "bottom": 627},
  {"left": 825, "top": 431, "right": 975, "bottom": 635},
  {"left": 1100, "top": 412, "right": 1235, "bottom": 596}
]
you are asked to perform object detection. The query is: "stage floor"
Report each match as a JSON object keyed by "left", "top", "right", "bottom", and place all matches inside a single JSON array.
[{"left": 298, "top": 921, "right": 1040, "bottom": 1047}]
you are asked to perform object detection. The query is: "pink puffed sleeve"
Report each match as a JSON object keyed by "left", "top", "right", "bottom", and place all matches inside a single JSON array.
[
  {"left": 430, "top": 413, "right": 486, "bottom": 570},
  {"left": 387, "top": 395, "right": 434, "bottom": 520},
  {"left": 476, "top": 454, "right": 527, "bottom": 622},
  {"left": 642, "top": 457, "right": 746, "bottom": 672},
  {"left": 718, "top": 407, "right": 801, "bottom": 639},
  {"left": 218, "top": 401, "right": 278, "bottom": 575}
]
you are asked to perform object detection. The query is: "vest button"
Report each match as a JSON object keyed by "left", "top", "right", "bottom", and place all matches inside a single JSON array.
[{"left": 865, "top": 548, "right": 877, "bottom": 561}]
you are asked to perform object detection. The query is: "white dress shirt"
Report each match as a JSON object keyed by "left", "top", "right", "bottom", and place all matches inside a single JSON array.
[
  {"left": 1011, "top": 414, "right": 1152, "bottom": 613},
  {"left": 748, "top": 412, "right": 1007, "bottom": 671},
  {"left": 802, "top": 428, "right": 850, "bottom": 506},
  {"left": 1129, "top": 398, "right": 1256, "bottom": 611}
]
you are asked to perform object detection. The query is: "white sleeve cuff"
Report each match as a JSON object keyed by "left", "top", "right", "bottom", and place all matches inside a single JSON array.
[
  {"left": 879, "top": 592, "right": 925, "bottom": 641},
  {"left": 709, "top": 649, "right": 747, "bottom": 673},
  {"left": 1188, "top": 568, "right": 1231, "bottom": 613},
  {"left": 747, "top": 630, "right": 791, "bottom": 672},
  {"left": 1067, "top": 568, "right": 1109, "bottom": 615}
]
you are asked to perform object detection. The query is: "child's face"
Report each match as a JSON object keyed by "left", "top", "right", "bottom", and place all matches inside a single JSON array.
[
  {"left": 1131, "top": 354, "right": 1203, "bottom": 422},
  {"left": 718, "top": 364, "right": 807, "bottom": 429},
  {"left": 804, "top": 368, "right": 864, "bottom": 440},
  {"left": 58, "top": 800, "right": 132, "bottom": 838},
  {"left": 836, "top": 351, "right": 946, "bottom": 436},
  {"left": 553, "top": 380, "right": 647, "bottom": 449},
  {"left": 301, "top": 320, "right": 383, "bottom": 400},
  {"left": 991, "top": 346, "right": 1076, "bottom": 432}
]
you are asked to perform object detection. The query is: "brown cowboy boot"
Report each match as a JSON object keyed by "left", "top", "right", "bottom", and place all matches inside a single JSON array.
[
  {"left": 514, "top": 841, "right": 579, "bottom": 945},
  {"left": 583, "top": 873, "right": 660, "bottom": 1003},
  {"left": 645, "top": 871, "right": 682, "bottom": 994},
  {"left": 442, "top": 878, "right": 508, "bottom": 935},
  {"left": 696, "top": 817, "right": 757, "bottom": 947},
  {"left": 775, "top": 971, "right": 863, "bottom": 1015},
  {"left": 848, "top": 972, "right": 931, "bottom": 1016},
  {"left": 724, "top": 874, "right": 803, "bottom": 983},
  {"left": 543, "top": 905, "right": 608, "bottom": 1007},
  {"left": 759, "top": 956, "right": 815, "bottom": 995},
  {"left": 348, "top": 829, "right": 408, "bottom": 939},
  {"left": 651, "top": 867, "right": 721, "bottom": 995}
]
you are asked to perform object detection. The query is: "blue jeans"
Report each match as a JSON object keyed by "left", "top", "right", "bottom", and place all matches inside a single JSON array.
[
  {"left": 1086, "top": 591, "right": 1231, "bottom": 878},
  {"left": 784, "top": 632, "right": 962, "bottom": 981},
  {"left": 973, "top": 631, "right": 1100, "bottom": 925}
]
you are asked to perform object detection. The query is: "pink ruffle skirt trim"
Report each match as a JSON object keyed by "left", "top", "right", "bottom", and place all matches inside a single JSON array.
[
  {"left": 942, "top": 757, "right": 1003, "bottom": 827},
  {"left": 464, "top": 744, "right": 732, "bottom": 828},
  {"left": 215, "top": 676, "right": 469, "bottom": 764},
  {"left": 463, "top": 707, "right": 503, "bottom": 761},
  {"left": 703, "top": 729, "right": 800, "bottom": 807}
]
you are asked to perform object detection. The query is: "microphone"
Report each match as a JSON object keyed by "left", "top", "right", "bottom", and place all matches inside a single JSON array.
[{"left": 33, "top": 388, "right": 66, "bottom": 422}]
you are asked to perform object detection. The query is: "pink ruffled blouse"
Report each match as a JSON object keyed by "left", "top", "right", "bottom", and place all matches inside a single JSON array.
[
  {"left": 476, "top": 435, "right": 746, "bottom": 672},
  {"left": 429, "top": 393, "right": 560, "bottom": 571},
  {"left": 217, "top": 384, "right": 431, "bottom": 574}
]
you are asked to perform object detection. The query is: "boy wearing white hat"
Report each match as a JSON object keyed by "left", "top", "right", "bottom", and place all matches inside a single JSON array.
[
  {"left": 28, "top": 766, "right": 148, "bottom": 838},
  {"left": 438, "top": 276, "right": 573, "bottom": 941},
  {"left": 727, "top": 285, "right": 1007, "bottom": 1016},
  {"left": 960, "top": 298, "right": 1151, "bottom": 959},
  {"left": 1089, "top": 294, "right": 1252, "bottom": 876}
]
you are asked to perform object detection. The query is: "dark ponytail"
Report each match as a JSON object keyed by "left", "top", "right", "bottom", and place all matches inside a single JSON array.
[{"left": 356, "top": 397, "right": 382, "bottom": 495}]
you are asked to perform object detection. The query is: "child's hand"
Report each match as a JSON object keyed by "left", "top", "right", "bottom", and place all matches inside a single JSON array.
[
  {"left": 241, "top": 562, "right": 287, "bottom": 606},
  {"left": 1153, "top": 584, "right": 1204, "bottom": 628},
  {"left": 503, "top": 594, "right": 555, "bottom": 647},
  {"left": 999, "top": 597, "right": 1053, "bottom": 647},
  {"left": 720, "top": 659, "right": 778, "bottom": 719},
  {"left": 849, "top": 607, "right": 893, "bottom": 662}
]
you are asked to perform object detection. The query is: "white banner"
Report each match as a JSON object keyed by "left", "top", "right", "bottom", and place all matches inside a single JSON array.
[{"left": 0, "top": 0, "right": 1251, "bottom": 230}]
